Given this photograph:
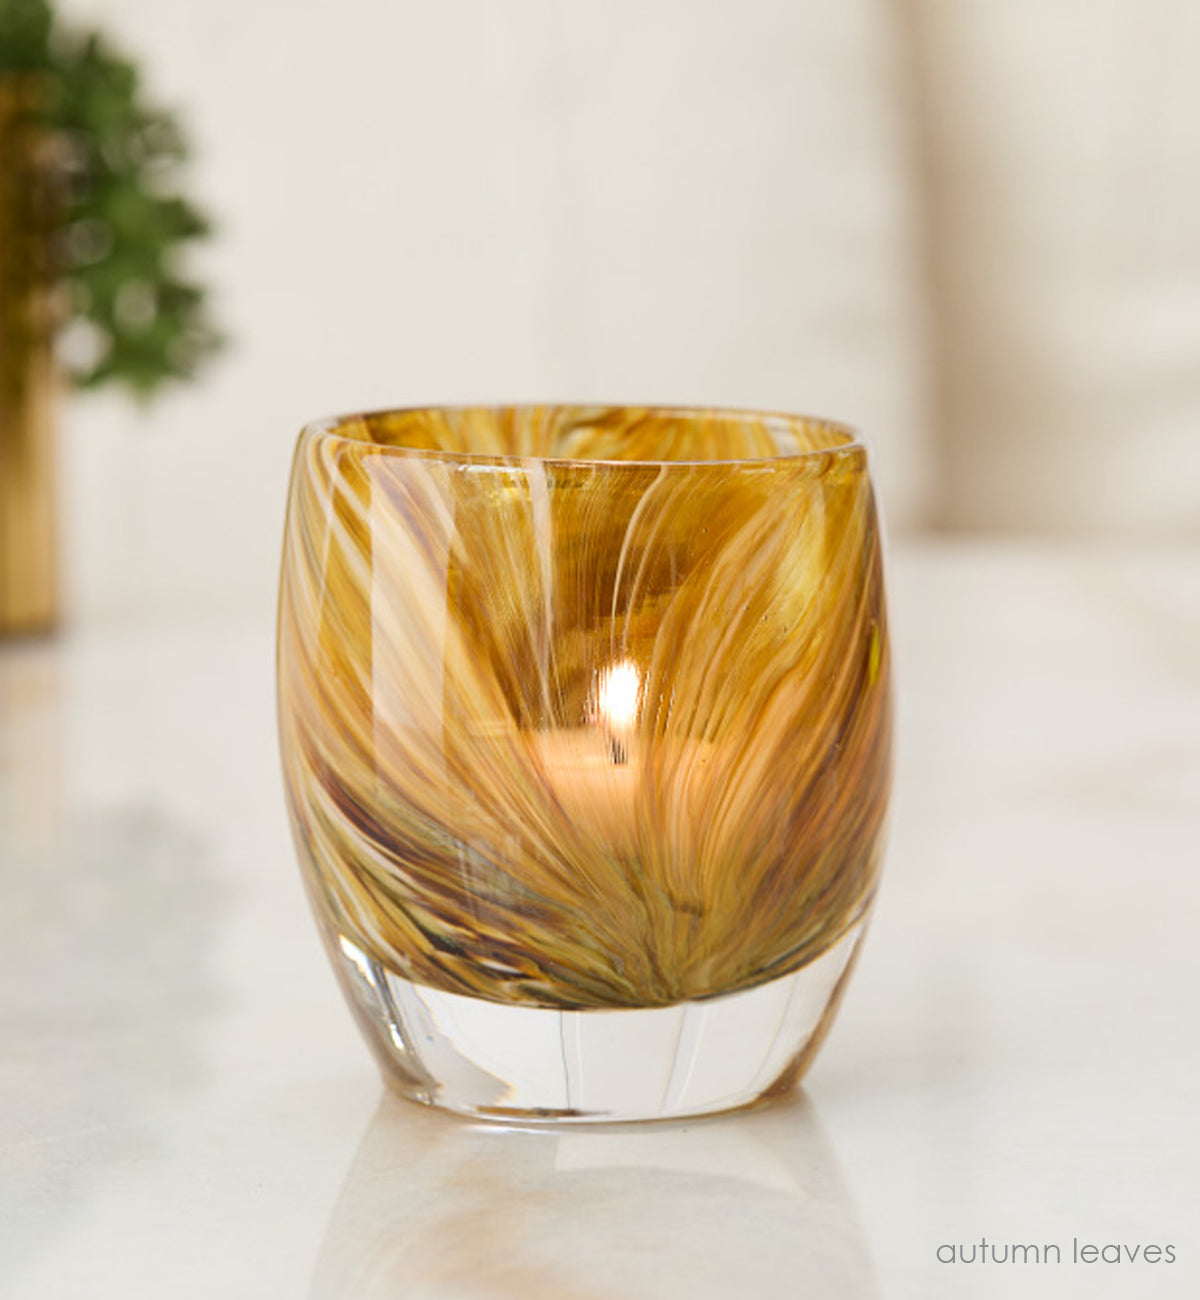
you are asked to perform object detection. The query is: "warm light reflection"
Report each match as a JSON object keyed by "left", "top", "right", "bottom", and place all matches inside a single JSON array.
[
  {"left": 595, "top": 660, "right": 640, "bottom": 729},
  {"left": 593, "top": 660, "right": 640, "bottom": 764}
]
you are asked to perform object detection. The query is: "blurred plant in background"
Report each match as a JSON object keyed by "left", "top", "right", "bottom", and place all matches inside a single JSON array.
[
  {"left": 1, "top": 0, "right": 221, "bottom": 393},
  {"left": 1, "top": 0, "right": 221, "bottom": 633}
]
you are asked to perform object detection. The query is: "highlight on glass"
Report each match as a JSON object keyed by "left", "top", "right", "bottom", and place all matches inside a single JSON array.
[{"left": 277, "top": 405, "right": 892, "bottom": 1122}]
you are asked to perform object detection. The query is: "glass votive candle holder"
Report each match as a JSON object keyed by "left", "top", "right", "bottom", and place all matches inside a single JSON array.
[{"left": 277, "top": 405, "right": 891, "bottom": 1123}]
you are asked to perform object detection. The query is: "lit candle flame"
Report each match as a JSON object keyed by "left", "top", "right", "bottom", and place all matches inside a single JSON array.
[{"left": 594, "top": 659, "right": 640, "bottom": 764}]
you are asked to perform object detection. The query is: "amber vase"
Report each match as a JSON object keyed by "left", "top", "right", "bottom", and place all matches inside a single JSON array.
[
  {"left": 278, "top": 405, "right": 892, "bottom": 1122},
  {"left": 0, "top": 80, "right": 59, "bottom": 637}
]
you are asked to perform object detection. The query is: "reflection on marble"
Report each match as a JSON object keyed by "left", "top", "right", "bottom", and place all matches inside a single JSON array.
[
  {"left": 0, "top": 641, "right": 65, "bottom": 856},
  {"left": 311, "top": 1091, "right": 878, "bottom": 1300},
  {"left": 4, "top": 548, "right": 1197, "bottom": 1299},
  {"left": 0, "top": 634, "right": 231, "bottom": 1291}
]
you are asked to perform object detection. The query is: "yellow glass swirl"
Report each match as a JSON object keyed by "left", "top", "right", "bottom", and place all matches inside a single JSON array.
[{"left": 278, "top": 406, "right": 891, "bottom": 1010}]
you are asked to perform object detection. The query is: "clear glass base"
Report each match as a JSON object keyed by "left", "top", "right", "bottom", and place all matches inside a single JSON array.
[{"left": 332, "top": 919, "right": 865, "bottom": 1123}]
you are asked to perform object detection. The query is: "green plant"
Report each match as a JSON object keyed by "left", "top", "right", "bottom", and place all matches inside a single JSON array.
[{"left": 1, "top": 0, "right": 221, "bottom": 396}]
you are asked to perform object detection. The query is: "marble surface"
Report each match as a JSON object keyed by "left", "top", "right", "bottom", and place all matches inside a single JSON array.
[{"left": 2, "top": 542, "right": 1197, "bottom": 1299}]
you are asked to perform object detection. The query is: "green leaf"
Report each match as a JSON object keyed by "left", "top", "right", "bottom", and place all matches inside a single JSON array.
[
  {"left": 3, "top": 0, "right": 223, "bottom": 398},
  {"left": 0, "top": 0, "right": 53, "bottom": 74}
]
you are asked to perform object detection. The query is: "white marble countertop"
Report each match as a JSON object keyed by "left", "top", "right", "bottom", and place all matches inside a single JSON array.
[{"left": 2, "top": 542, "right": 1198, "bottom": 1299}]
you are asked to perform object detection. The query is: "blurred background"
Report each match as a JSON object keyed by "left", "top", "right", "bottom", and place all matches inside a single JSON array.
[
  {"left": 7, "top": 0, "right": 1199, "bottom": 627},
  {"left": 5, "top": 8, "right": 1200, "bottom": 1297}
]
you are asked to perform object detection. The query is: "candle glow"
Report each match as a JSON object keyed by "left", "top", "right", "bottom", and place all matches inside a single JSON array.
[{"left": 593, "top": 659, "right": 641, "bottom": 764}]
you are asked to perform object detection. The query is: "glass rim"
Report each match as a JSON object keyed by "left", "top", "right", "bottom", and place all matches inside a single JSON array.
[{"left": 300, "top": 402, "right": 867, "bottom": 469}]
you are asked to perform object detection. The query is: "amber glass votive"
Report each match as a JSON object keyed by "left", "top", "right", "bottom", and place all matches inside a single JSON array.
[{"left": 277, "top": 405, "right": 891, "bottom": 1122}]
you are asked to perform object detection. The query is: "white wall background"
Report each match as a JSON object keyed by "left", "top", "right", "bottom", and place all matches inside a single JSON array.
[
  {"left": 56, "top": 0, "right": 930, "bottom": 623},
  {"left": 52, "top": 0, "right": 1200, "bottom": 624},
  {"left": 907, "top": 0, "right": 1200, "bottom": 537}
]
